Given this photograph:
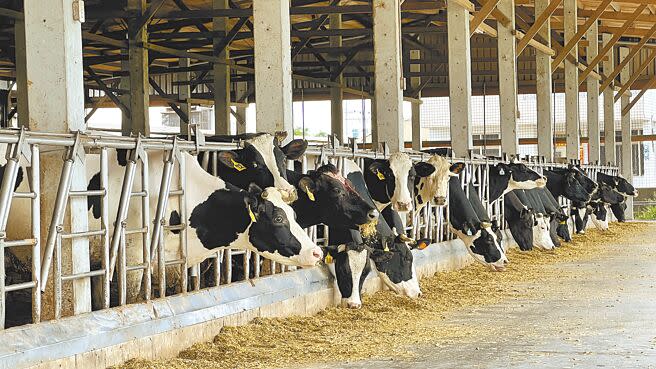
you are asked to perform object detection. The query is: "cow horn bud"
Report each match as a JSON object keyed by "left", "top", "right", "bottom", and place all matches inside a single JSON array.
[{"left": 261, "top": 190, "right": 269, "bottom": 200}]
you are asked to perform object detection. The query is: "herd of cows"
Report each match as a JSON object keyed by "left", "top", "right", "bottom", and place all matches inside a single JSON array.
[{"left": 2, "top": 132, "right": 636, "bottom": 317}]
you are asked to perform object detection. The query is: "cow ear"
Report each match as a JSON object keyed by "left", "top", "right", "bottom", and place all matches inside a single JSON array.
[
  {"left": 368, "top": 161, "right": 385, "bottom": 179},
  {"left": 274, "top": 131, "right": 288, "bottom": 145},
  {"left": 414, "top": 162, "right": 436, "bottom": 178},
  {"left": 281, "top": 139, "right": 308, "bottom": 160},
  {"left": 449, "top": 162, "right": 466, "bottom": 175},
  {"left": 298, "top": 176, "right": 317, "bottom": 201},
  {"left": 218, "top": 151, "right": 247, "bottom": 172}
]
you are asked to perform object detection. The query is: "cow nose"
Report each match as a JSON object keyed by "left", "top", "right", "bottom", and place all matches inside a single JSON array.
[
  {"left": 312, "top": 247, "right": 323, "bottom": 260},
  {"left": 503, "top": 259, "right": 509, "bottom": 265},
  {"left": 367, "top": 209, "right": 379, "bottom": 220},
  {"left": 417, "top": 291, "right": 423, "bottom": 298},
  {"left": 434, "top": 196, "right": 446, "bottom": 206},
  {"left": 395, "top": 201, "right": 412, "bottom": 212},
  {"left": 347, "top": 302, "right": 362, "bottom": 309}
]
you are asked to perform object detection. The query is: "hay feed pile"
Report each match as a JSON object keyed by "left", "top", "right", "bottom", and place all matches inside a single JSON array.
[{"left": 117, "top": 222, "right": 650, "bottom": 369}]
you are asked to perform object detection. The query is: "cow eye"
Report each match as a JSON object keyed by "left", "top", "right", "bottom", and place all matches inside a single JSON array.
[
  {"left": 274, "top": 215, "right": 284, "bottom": 223},
  {"left": 252, "top": 162, "right": 258, "bottom": 168}
]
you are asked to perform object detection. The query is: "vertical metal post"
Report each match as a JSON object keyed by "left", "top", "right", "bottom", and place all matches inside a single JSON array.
[
  {"left": 54, "top": 233, "right": 62, "bottom": 319},
  {"left": 118, "top": 226, "right": 127, "bottom": 306},
  {"left": 140, "top": 151, "right": 151, "bottom": 300},
  {"left": 31, "top": 144, "right": 41, "bottom": 323},
  {"left": 100, "top": 148, "right": 110, "bottom": 309},
  {"left": 178, "top": 156, "right": 188, "bottom": 293}
]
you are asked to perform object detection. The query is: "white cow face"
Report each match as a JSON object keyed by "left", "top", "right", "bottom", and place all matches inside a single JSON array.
[
  {"left": 415, "top": 156, "right": 466, "bottom": 210},
  {"left": 371, "top": 242, "right": 423, "bottom": 298},
  {"left": 468, "top": 225, "right": 509, "bottom": 272},
  {"left": 532, "top": 214, "right": 555, "bottom": 250},
  {"left": 327, "top": 243, "right": 371, "bottom": 309}
]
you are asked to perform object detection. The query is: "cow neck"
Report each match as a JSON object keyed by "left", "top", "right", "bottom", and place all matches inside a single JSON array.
[{"left": 488, "top": 173, "right": 509, "bottom": 202}]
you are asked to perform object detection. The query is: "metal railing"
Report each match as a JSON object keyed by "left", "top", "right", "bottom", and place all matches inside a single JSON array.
[{"left": 0, "top": 129, "right": 621, "bottom": 330}]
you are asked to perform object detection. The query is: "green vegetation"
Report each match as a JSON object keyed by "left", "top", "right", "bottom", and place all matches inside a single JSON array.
[{"left": 636, "top": 200, "right": 656, "bottom": 220}]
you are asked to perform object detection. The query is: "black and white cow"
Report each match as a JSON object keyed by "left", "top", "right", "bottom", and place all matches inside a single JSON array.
[
  {"left": 534, "top": 187, "right": 571, "bottom": 243},
  {"left": 572, "top": 182, "right": 624, "bottom": 232},
  {"left": 325, "top": 159, "right": 428, "bottom": 308},
  {"left": 363, "top": 152, "right": 435, "bottom": 212},
  {"left": 191, "top": 133, "right": 308, "bottom": 202},
  {"left": 285, "top": 164, "right": 378, "bottom": 229},
  {"left": 544, "top": 168, "right": 591, "bottom": 203},
  {"left": 488, "top": 162, "right": 547, "bottom": 202},
  {"left": 504, "top": 191, "right": 535, "bottom": 251},
  {"left": 610, "top": 202, "right": 628, "bottom": 222},
  {"left": 522, "top": 189, "right": 556, "bottom": 250},
  {"left": 448, "top": 177, "right": 508, "bottom": 270},
  {"left": 413, "top": 155, "right": 466, "bottom": 210},
  {"left": 597, "top": 172, "right": 637, "bottom": 196}
]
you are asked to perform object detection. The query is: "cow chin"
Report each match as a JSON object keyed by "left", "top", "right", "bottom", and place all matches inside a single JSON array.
[{"left": 378, "top": 272, "right": 422, "bottom": 299}]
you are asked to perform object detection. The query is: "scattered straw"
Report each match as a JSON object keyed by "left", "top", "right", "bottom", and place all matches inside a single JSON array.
[{"left": 115, "top": 222, "right": 651, "bottom": 369}]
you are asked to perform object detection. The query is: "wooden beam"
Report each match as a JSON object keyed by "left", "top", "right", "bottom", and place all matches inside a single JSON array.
[
  {"left": 599, "top": 21, "right": 656, "bottom": 94},
  {"left": 551, "top": 0, "right": 612, "bottom": 70},
  {"left": 84, "top": 67, "right": 130, "bottom": 118},
  {"left": 130, "top": 0, "right": 167, "bottom": 38},
  {"left": 578, "top": 4, "right": 648, "bottom": 84},
  {"left": 450, "top": 0, "right": 476, "bottom": 13},
  {"left": 622, "top": 76, "right": 656, "bottom": 116},
  {"left": 469, "top": 0, "right": 502, "bottom": 36},
  {"left": 0, "top": 7, "right": 23, "bottom": 20},
  {"left": 614, "top": 48, "right": 656, "bottom": 101},
  {"left": 516, "top": 0, "right": 561, "bottom": 55},
  {"left": 514, "top": 30, "right": 556, "bottom": 56}
]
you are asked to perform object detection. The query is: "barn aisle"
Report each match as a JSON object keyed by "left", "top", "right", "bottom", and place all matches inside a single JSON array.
[
  {"left": 118, "top": 222, "right": 656, "bottom": 369},
  {"left": 300, "top": 222, "right": 656, "bottom": 369}
]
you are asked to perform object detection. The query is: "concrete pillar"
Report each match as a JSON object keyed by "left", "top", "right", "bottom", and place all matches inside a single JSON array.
[
  {"left": 410, "top": 50, "right": 422, "bottom": 151},
  {"left": 213, "top": 0, "right": 231, "bottom": 135},
  {"left": 234, "top": 82, "right": 248, "bottom": 134},
  {"left": 178, "top": 57, "right": 191, "bottom": 135},
  {"left": 128, "top": 0, "right": 150, "bottom": 136},
  {"left": 253, "top": 0, "right": 293, "bottom": 136},
  {"left": 619, "top": 47, "right": 633, "bottom": 219},
  {"left": 370, "top": 96, "right": 378, "bottom": 147},
  {"left": 14, "top": 20, "right": 28, "bottom": 127},
  {"left": 447, "top": 0, "right": 473, "bottom": 157},
  {"left": 535, "top": 0, "right": 553, "bottom": 161},
  {"left": 564, "top": 0, "right": 579, "bottom": 161},
  {"left": 24, "top": 0, "right": 91, "bottom": 316},
  {"left": 602, "top": 33, "right": 616, "bottom": 165},
  {"left": 373, "top": 0, "right": 404, "bottom": 153},
  {"left": 120, "top": 60, "right": 131, "bottom": 136},
  {"left": 586, "top": 21, "right": 600, "bottom": 164},
  {"left": 497, "top": 0, "right": 518, "bottom": 157},
  {"left": 330, "top": 13, "right": 344, "bottom": 144}
]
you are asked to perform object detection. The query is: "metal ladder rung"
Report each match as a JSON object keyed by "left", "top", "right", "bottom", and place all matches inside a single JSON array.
[
  {"left": 3, "top": 239, "right": 37, "bottom": 248},
  {"left": 69, "top": 189, "right": 106, "bottom": 197},
  {"left": 61, "top": 229, "right": 105, "bottom": 240},
  {"left": 131, "top": 191, "right": 147, "bottom": 197},
  {"left": 230, "top": 250, "right": 247, "bottom": 255},
  {"left": 165, "top": 259, "right": 185, "bottom": 266},
  {"left": 170, "top": 189, "right": 184, "bottom": 196},
  {"left": 13, "top": 192, "right": 37, "bottom": 199},
  {"left": 61, "top": 269, "right": 105, "bottom": 282},
  {"left": 126, "top": 263, "right": 148, "bottom": 272},
  {"left": 163, "top": 224, "right": 185, "bottom": 232},
  {"left": 125, "top": 227, "right": 148, "bottom": 236},
  {"left": 5, "top": 281, "right": 37, "bottom": 292}
]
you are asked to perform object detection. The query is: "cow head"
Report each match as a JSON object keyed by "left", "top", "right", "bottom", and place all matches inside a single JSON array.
[
  {"left": 590, "top": 202, "right": 610, "bottom": 231},
  {"left": 533, "top": 213, "right": 555, "bottom": 250},
  {"left": 556, "top": 221, "right": 572, "bottom": 242},
  {"left": 325, "top": 242, "right": 375, "bottom": 309},
  {"left": 469, "top": 223, "right": 508, "bottom": 271},
  {"left": 370, "top": 238, "right": 425, "bottom": 298},
  {"left": 217, "top": 134, "right": 306, "bottom": 202},
  {"left": 364, "top": 152, "right": 435, "bottom": 212},
  {"left": 571, "top": 165, "right": 598, "bottom": 195},
  {"left": 509, "top": 207, "right": 536, "bottom": 251},
  {"left": 415, "top": 155, "right": 465, "bottom": 208},
  {"left": 610, "top": 201, "right": 627, "bottom": 222},
  {"left": 560, "top": 171, "right": 592, "bottom": 203},
  {"left": 244, "top": 185, "right": 322, "bottom": 266},
  {"left": 596, "top": 182, "right": 625, "bottom": 204},
  {"left": 294, "top": 164, "right": 378, "bottom": 229},
  {"left": 597, "top": 172, "right": 637, "bottom": 197},
  {"left": 489, "top": 163, "right": 546, "bottom": 201}
]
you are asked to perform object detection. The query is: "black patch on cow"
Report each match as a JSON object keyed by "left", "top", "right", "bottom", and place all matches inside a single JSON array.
[
  {"left": 371, "top": 241, "right": 414, "bottom": 284},
  {"left": 169, "top": 211, "right": 181, "bottom": 235},
  {"left": 116, "top": 149, "right": 128, "bottom": 167},
  {"left": 330, "top": 243, "right": 372, "bottom": 301},
  {"left": 87, "top": 172, "right": 102, "bottom": 219}
]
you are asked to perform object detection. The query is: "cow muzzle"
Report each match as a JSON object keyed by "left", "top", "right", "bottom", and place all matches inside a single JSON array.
[
  {"left": 394, "top": 201, "right": 413, "bottom": 212},
  {"left": 281, "top": 187, "right": 298, "bottom": 203},
  {"left": 433, "top": 196, "right": 447, "bottom": 206},
  {"left": 536, "top": 177, "right": 547, "bottom": 188},
  {"left": 295, "top": 246, "right": 323, "bottom": 267}
]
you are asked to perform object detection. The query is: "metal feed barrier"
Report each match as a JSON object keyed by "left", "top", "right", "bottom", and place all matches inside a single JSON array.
[{"left": 0, "top": 129, "right": 620, "bottom": 330}]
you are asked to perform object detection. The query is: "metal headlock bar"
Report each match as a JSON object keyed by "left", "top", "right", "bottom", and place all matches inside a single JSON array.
[{"left": 0, "top": 128, "right": 622, "bottom": 330}]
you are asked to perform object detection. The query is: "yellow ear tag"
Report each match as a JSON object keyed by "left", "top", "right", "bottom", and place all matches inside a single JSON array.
[
  {"left": 232, "top": 159, "right": 247, "bottom": 172},
  {"left": 559, "top": 220, "right": 567, "bottom": 225},
  {"left": 325, "top": 254, "right": 333, "bottom": 264},
  {"left": 383, "top": 245, "right": 390, "bottom": 252},
  {"left": 377, "top": 170, "right": 386, "bottom": 181},
  {"left": 305, "top": 186, "right": 316, "bottom": 202},
  {"left": 248, "top": 206, "right": 257, "bottom": 222}
]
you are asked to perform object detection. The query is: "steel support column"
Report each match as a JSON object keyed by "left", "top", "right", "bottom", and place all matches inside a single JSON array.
[{"left": 619, "top": 47, "right": 633, "bottom": 219}]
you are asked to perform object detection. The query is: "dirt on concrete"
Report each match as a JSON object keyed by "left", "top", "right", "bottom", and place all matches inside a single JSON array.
[{"left": 116, "top": 222, "right": 655, "bottom": 369}]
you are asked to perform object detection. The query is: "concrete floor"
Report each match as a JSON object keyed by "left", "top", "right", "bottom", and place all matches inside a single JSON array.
[{"left": 298, "top": 230, "right": 656, "bottom": 369}]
